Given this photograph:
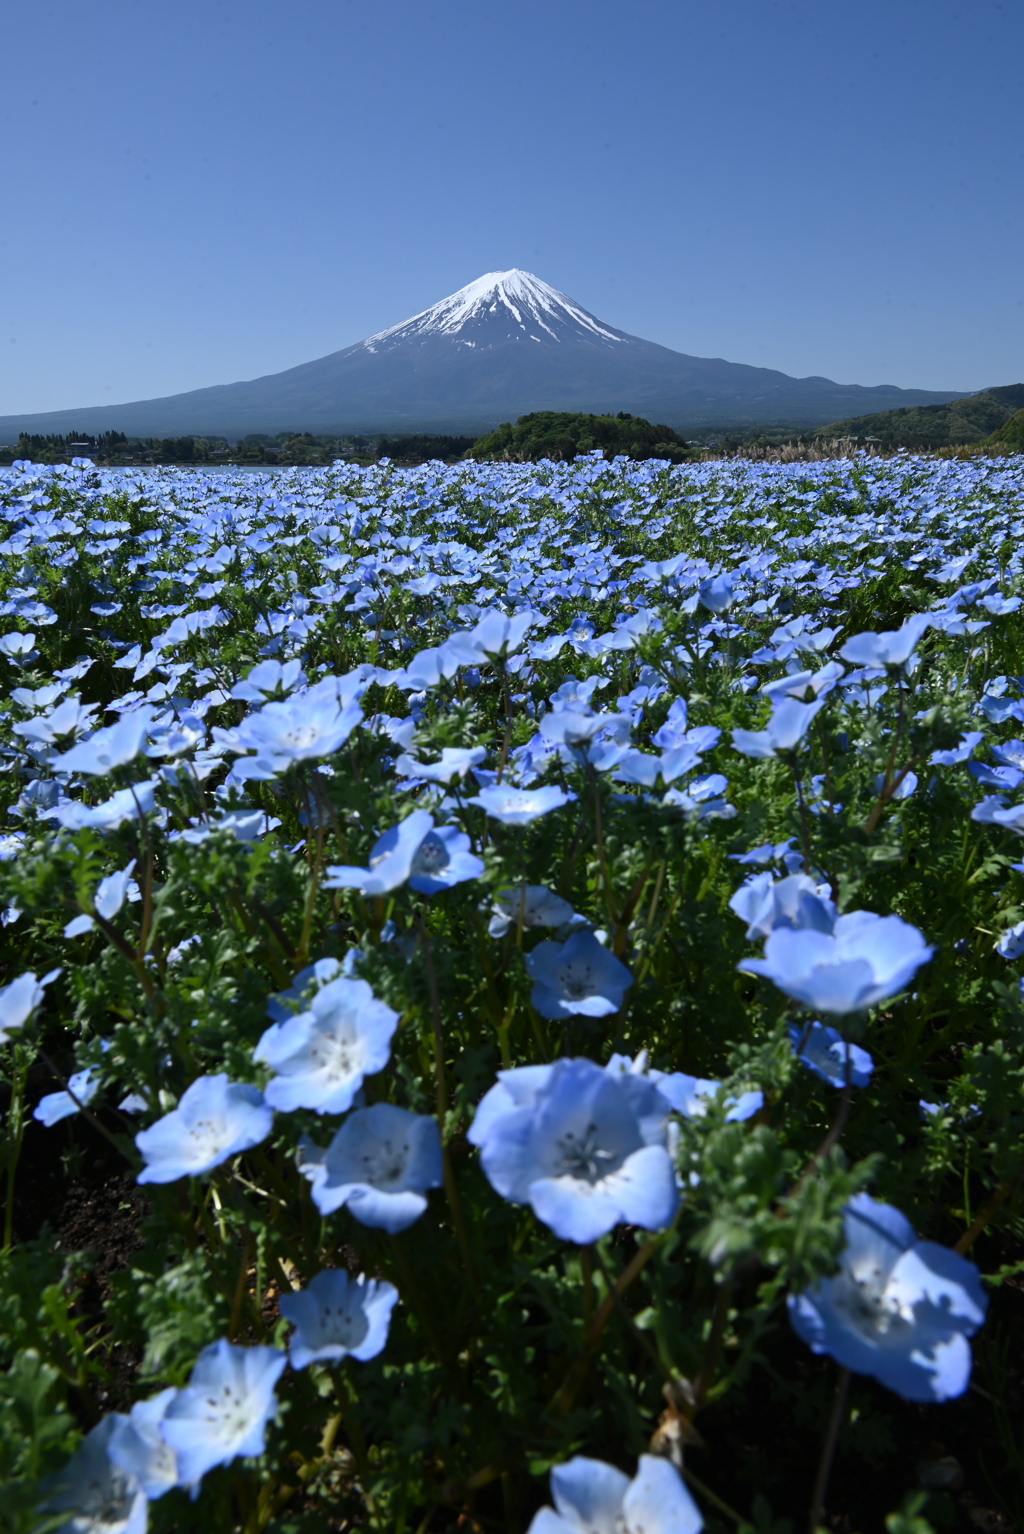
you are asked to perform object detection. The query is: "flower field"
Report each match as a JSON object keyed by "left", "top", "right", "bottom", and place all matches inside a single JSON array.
[{"left": 1, "top": 447, "right": 1023, "bottom": 1533}]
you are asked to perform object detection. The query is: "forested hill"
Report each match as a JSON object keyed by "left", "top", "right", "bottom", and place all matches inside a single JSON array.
[
  {"left": 812, "top": 383, "right": 1024, "bottom": 448},
  {"left": 465, "top": 411, "right": 693, "bottom": 463}
]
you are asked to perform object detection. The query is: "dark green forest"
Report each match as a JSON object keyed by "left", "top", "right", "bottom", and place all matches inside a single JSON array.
[{"left": 465, "top": 410, "right": 694, "bottom": 463}]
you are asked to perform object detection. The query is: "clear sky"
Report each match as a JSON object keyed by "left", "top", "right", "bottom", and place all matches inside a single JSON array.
[{"left": 2, "top": 0, "right": 1022, "bottom": 416}]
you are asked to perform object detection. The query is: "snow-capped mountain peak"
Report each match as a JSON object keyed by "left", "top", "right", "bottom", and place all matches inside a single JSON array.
[{"left": 361, "top": 269, "right": 626, "bottom": 352}]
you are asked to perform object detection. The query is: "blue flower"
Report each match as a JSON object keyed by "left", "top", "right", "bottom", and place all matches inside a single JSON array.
[
  {"left": 487, "top": 884, "right": 577, "bottom": 938},
  {"left": 742, "top": 911, "right": 933, "bottom": 1014},
  {"left": 109, "top": 1389, "right": 179, "bottom": 1499},
  {"left": 526, "top": 1453, "right": 702, "bottom": 1534},
  {"left": 161, "top": 1338, "right": 286, "bottom": 1493},
  {"left": 525, "top": 929, "right": 633, "bottom": 1018},
  {"left": 52, "top": 780, "right": 157, "bottom": 832},
  {"left": 135, "top": 1074, "right": 273, "bottom": 1183},
  {"left": 253, "top": 975, "right": 398, "bottom": 1114},
  {"left": 0, "top": 966, "right": 60, "bottom": 1044},
  {"left": 233, "top": 676, "right": 363, "bottom": 767},
  {"left": 472, "top": 1057, "right": 677, "bottom": 1244},
  {"left": 995, "top": 920, "right": 1024, "bottom": 959},
  {"left": 279, "top": 1269, "right": 399, "bottom": 1368},
  {"left": 788, "top": 1021, "right": 874, "bottom": 1088},
  {"left": 788, "top": 1192, "right": 988, "bottom": 1401},
  {"left": 698, "top": 572, "right": 735, "bottom": 614},
  {"left": 395, "top": 745, "right": 487, "bottom": 783},
  {"left": 469, "top": 783, "right": 573, "bottom": 824},
  {"left": 50, "top": 706, "right": 155, "bottom": 776},
  {"left": 732, "top": 696, "right": 825, "bottom": 759},
  {"left": 38, "top": 1415, "right": 148, "bottom": 1534},
  {"left": 297, "top": 1102, "right": 442, "bottom": 1231},
  {"left": 34, "top": 1066, "right": 100, "bottom": 1127},
  {"left": 728, "top": 870, "right": 836, "bottom": 940},
  {"left": 649, "top": 1069, "right": 763, "bottom": 1122},
  {"left": 324, "top": 808, "right": 483, "bottom": 895},
  {"left": 839, "top": 613, "right": 933, "bottom": 669}
]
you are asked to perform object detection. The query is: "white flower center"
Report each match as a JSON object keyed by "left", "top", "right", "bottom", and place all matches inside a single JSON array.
[
  {"left": 834, "top": 1257, "right": 913, "bottom": 1338},
  {"left": 360, "top": 1136, "right": 410, "bottom": 1187},
  {"left": 411, "top": 835, "right": 449, "bottom": 874},
  {"left": 203, "top": 1381, "right": 255, "bottom": 1445},
  {"left": 557, "top": 1121, "right": 619, "bottom": 1183},
  {"left": 556, "top": 961, "right": 594, "bottom": 999}
]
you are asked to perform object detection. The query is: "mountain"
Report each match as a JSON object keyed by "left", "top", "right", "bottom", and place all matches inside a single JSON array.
[
  {"left": 0, "top": 270, "right": 966, "bottom": 440},
  {"left": 812, "top": 384, "right": 1024, "bottom": 448}
]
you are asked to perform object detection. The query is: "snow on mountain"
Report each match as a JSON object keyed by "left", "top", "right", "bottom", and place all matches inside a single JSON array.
[{"left": 362, "top": 269, "right": 625, "bottom": 351}]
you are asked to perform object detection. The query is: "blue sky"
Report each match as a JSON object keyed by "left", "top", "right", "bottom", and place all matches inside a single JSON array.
[{"left": 2, "top": 0, "right": 1022, "bottom": 416}]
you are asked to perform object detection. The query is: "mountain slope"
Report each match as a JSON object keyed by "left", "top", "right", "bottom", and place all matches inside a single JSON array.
[
  {"left": 987, "top": 405, "right": 1024, "bottom": 449},
  {"left": 0, "top": 270, "right": 966, "bottom": 439},
  {"left": 811, "top": 384, "right": 1024, "bottom": 448}
]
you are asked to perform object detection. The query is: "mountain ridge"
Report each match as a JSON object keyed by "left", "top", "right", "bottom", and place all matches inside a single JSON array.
[{"left": 0, "top": 270, "right": 968, "bottom": 440}]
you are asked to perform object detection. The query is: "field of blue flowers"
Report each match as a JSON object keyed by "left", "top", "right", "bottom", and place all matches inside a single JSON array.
[{"left": 0, "top": 447, "right": 1022, "bottom": 1534}]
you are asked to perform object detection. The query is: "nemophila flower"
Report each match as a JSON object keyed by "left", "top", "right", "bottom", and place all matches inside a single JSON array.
[
  {"left": 473, "top": 1056, "right": 677, "bottom": 1244},
  {"left": 612, "top": 743, "right": 703, "bottom": 787},
  {"left": 0, "top": 630, "right": 36, "bottom": 663},
  {"left": 525, "top": 929, "right": 633, "bottom": 1018},
  {"left": 788, "top": 1192, "right": 988, "bottom": 1401},
  {"left": 930, "top": 730, "right": 984, "bottom": 766},
  {"left": 697, "top": 571, "right": 735, "bottom": 614},
  {"left": 994, "top": 920, "right": 1024, "bottom": 959},
  {"left": 0, "top": 966, "right": 60, "bottom": 1043},
  {"left": 990, "top": 738, "right": 1024, "bottom": 771},
  {"left": 788, "top": 1020, "right": 874, "bottom": 1088},
  {"left": 761, "top": 660, "right": 844, "bottom": 703},
  {"left": 161, "top": 1338, "right": 286, "bottom": 1493},
  {"left": 52, "top": 780, "right": 157, "bottom": 832},
  {"left": 446, "top": 607, "right": 539, "bottom": 666},
  {"left": 135, "top": 1074, "right": 273, "bottom": 1183},
  {"left": 742, "top": 910, "right": 933, "bottom": 1014},
  {"left": 648, "top": 1069, "right": 763, "bottom": 1122},
  {"left": 538, "top": 708, "right": 632, "bottom": 748},
  {"left": 971, "top": 795, "right": 1024, "bottom": 834},
  {"left": 230, "top": 657, "right": 306, "bottom": 702},
  {"left": 68, "top": 862, "right": 142, "bottom": 934},
  {"left": 662, "top": 772, "right": 735, "bottom": 820},
  {"left": 394, "top": 745, "right": 487, "bottom": 783},
  {"left": 279, "top": 1269, "right": 399, "bottom": 1368},
  {"left": 109, "top": 1389, "right": 179, "bottom": 1499},
  {"left": 34, "top": 1066, "right": 101, "bottom": 1127},
  {"left": 468, "top": 783, "right": 573, "bottom": 824},
  {"left": 325, "top": 809, "right": 483, "bottom": 896},
  {"left": 729, "top": 836, "right": 798, "bottom": 867},
  {"left": 37, "top": 1414, "right": 148, "bottom": 1534},
  {"left": 488, "top": 884, "right": 577, "bottom": 938},
  {"left": 233, "top": 680, "right": 363, "bottom": 766},
  {"left": 526, "top": 1453, "right": 702, "bottom": 1534},
  {"left": 728, "top": 871, "right": 836, "bottom": 940},
  {"left": 549, "top": 674, "right": 610, "bottom": 712},
  {"left": 254, "top": 975, "right": 398, "bottom": 1114},
  {"left": 732, "top": 696, "right": 826, "bottom": 758},
  {"left": 298, "top": 1102, "right": 442, "bottom": 1231},
  {"left": 14, "top": 694, "right": 100, "bottom": 749},
  {"left": 50, "top": 706, "right": 155, "bottom": 775},
  {"left": 839, "top": 612, "right": 932, "bottom": 670}
]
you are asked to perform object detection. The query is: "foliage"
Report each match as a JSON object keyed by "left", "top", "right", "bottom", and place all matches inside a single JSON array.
[
  {"left": 811, "top": 382, "right": 1024, "bottom": 449},
  {"left": 466, "top": 410, "right": 694, "bottom": 463}
]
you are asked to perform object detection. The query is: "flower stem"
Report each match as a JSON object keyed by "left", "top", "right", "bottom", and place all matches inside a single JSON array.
[
  {"left": 808, "top": 1365, "right": 850, "bottom": 1533},
  {"left": 417, "top": 915, "right": 480, "bottom": 1297}
]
